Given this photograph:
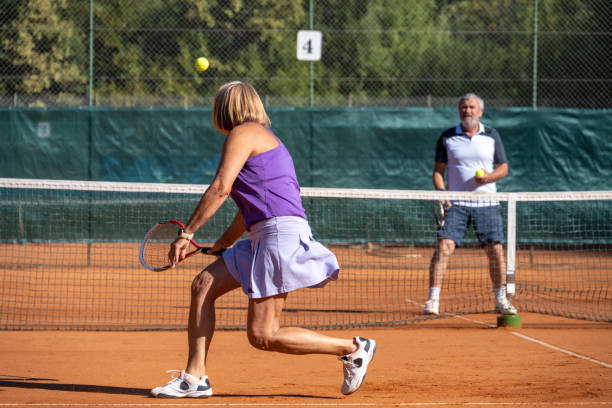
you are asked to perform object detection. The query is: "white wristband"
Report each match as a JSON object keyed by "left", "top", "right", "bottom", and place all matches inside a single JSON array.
[{"left": 178, "top": 228, "right": 193, "bottom": 241}]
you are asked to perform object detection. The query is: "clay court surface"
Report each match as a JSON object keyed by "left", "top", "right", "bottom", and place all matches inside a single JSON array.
[
  {"left": 1, "top": 242, "right": 611, "bottom": 406},
  {"left": 1, "top": 312, "right": 611, "bottom": 407}
]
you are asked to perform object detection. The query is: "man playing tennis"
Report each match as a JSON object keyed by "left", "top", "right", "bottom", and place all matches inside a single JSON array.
[
  {"left": 425, "top": 93, "right": 517, "bottom": 316},
  {"left": 150, "top": 81, "right": 376, "bottom": 398}
]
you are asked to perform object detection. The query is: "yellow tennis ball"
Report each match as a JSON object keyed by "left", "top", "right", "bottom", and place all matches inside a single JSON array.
[
  {"left": 475, "top": 168, "right": 485, "bottom": 177},
  {"left": 195, "top": 57, "right": 209, "bottom": 72}
]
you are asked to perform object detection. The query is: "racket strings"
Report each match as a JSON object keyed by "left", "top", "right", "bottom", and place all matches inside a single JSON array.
[{"left": 142, "top": 223, "right": 182, "bottom": 270}]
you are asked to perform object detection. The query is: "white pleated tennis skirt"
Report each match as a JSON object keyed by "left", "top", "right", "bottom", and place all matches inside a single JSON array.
[{"left": 222, "top": 216, "right": 340, "bottom": 298}]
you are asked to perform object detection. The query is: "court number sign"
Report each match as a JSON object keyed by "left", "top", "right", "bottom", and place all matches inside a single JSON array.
[
  {"left": 297, "top": 30, "right": 322, "bottom": 61},
  {"left": 37, "top": 122, "right": 51, "bottom": 138}
]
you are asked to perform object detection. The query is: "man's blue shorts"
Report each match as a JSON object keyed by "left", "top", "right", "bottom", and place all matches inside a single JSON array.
[{"left": 438, "top": 204, "right": 504, "bottom": 246}]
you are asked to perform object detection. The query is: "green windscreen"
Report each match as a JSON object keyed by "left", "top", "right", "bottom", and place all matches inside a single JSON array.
[{"left": 1, "top": 107, "right": 610, "bottom": 191}]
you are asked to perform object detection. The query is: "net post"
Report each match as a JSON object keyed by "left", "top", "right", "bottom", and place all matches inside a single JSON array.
[{"left": 506, "top": 194, "right": 517, "bottom": 296}]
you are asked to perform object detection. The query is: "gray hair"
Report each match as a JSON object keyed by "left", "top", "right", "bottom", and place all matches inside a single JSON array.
[{"left": 458, "top": 93, "right": 484, "bottom": 110}]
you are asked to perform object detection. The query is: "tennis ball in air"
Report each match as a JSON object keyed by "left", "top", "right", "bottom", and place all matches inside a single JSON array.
[
  {"left": 475, "top": 168, "right": 485, "bottom": 177},
  {"left": 195, "top": 57, "right": 209, "bottom": 72}
]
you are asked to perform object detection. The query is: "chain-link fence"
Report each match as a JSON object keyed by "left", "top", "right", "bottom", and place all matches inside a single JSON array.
[{"left": 1, "top": 0, "right": 610, "bottom": 108}]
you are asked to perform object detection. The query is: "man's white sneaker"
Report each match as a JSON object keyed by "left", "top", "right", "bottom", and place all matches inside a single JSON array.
[
  {"left": 339, "top": 337, "right": 376, "bottom": 395},
  {"left": 495, "top": 298, "right": 517, "bottom": 315},
  {"left": 150, "top": 370, "right": 213, "bottom": 398},
  {"left": 424, "top": 298, "right": 439, "bottom": 315}
]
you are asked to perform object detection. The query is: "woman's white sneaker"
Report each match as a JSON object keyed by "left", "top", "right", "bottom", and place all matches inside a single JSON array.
[
  {"left": 150, "top": 370, "right": 213, "bottom": 398},
  {"left": 339, "top": 337, "right": 377, "bottom": 395}
]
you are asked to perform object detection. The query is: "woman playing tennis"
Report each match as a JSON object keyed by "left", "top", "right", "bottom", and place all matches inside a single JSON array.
[{"left": 150, "top": 81, "right": 376, "bottom": 398}]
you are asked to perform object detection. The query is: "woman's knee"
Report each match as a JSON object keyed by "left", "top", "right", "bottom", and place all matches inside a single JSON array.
[
  {"left": 191, "top": 270, "right": 215, "bottom": 298},
  {"left": 246, "top": 325, "right": 276, "bottom": 351},
  {"left": 191, "top": 257, "right": 238, "bottom": 299}
]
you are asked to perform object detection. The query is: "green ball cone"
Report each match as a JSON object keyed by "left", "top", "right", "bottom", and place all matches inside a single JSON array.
[{"left": 497, "top": 314, "right": 522, "bottom": 328}]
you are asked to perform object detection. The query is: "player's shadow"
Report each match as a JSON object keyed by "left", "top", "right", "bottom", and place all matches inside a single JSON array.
[
  {"left": 216, "top": 393, "right": 339, "bottom": 399},
  {"left": 0, "top": 379, "right": 148, "bottom": 396},
  {"left": 0, "top": 377, "right": 339, "bottom": 399}
]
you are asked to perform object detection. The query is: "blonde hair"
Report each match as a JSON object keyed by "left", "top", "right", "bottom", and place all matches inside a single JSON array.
[{"left": 213, "top": 81, "right": 271, "bottom": 131}]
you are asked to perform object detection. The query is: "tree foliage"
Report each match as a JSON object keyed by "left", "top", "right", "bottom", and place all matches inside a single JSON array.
[
  {"left": 6, "top": 0, "right": 87, "bottom": 104},
  {"left": 1, "top": 0, "right": 609, "bottom": 107}
]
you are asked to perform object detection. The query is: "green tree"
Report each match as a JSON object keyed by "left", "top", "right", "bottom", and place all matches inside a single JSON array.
[
  {"left": 421, "top": 0, "right": 534, "bottom": 104},
  {"left": 0, "top": 0, "right": 22, "bottom": 96},
  {"left": 7, "top": 0, "right": 86, "bottom": 105},
  {"left": 92, "top": 0, "right": 305, "bottom": 105},
  {"left": 537, "top": 0, "right": 606, "bottom": 106},
  {"left": 309, "top": 0, "right": 439, "bottom": 105}
]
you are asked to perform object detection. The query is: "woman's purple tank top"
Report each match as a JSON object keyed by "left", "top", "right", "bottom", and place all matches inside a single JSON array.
[{"left": 230, "top": 130, "right": 307, "bottom": 229}]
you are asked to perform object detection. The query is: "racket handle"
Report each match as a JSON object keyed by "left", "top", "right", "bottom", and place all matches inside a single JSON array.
[{"left": 199, "top": 246, "right": 225, "bottom": 256}]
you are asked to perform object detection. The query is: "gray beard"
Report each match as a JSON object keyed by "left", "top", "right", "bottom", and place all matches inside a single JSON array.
[{"left": 461, "top": 117, "right": 479, "bottom": 130}]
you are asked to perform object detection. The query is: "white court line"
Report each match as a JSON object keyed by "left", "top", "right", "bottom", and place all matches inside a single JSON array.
[
  {"left": 0, "top": 405, "right": 375, "bottom": 407},
  {"left": 510, "top": 331, "right": 612, "bottom": 369},
  {"left": 397, "top": 403, "right": 612, "bottom": 406},
  {"left": 395, "top": 401, "right": 612, "bottom": 407},
  {"left": 1, "top": 403, "right": 611, "bottom": 407},
  {"left": 404, "top": 298, "right": 496, "bottom": 327},
  {"left": 404, "top": 298, "right": 496, "bottom": 328},
  {"left": 0, "top": 404, "right": 374, "bottom": 407},
  {"left": 404, "top": 298, "right": 612, "bottom": 368},
  {"left": 449, "top": 313, "right": 496, "bottom": 328}
]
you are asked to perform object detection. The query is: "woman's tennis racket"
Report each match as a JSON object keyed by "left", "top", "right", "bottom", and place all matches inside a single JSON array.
[
  {"left": 139, "top": 220, "right": 223, "bottom": 272},
  {"left": 431, "top": 200, "right": 445, "bottom": 228}
]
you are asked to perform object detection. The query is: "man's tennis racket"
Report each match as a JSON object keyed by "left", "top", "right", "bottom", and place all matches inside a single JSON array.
[
  {"left": 431, "top": 200, "right": 445, "bottom": 228},
  {"left": 139, "top": 220, "right": 223, "bottom": 272}
]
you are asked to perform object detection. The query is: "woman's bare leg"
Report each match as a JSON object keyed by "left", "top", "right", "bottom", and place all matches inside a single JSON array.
[
  {"left": 185, "top": 257, "right": 240, "bottom": 378},
  {"left": 245, "top": 292, "right": 376, "bottom": 396},
  {"left": 246, "top": 293, "right": 355, "bottom": 356}
]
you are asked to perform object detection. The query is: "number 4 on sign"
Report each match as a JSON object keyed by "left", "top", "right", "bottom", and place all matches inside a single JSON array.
[{"left": 297, "top": 30, "right": 322, "bottom": 61}]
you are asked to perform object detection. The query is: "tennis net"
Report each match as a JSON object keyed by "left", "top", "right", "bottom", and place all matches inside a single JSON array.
[{"left": 1, "top": 178, "right": 610, "bottom": 330}]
